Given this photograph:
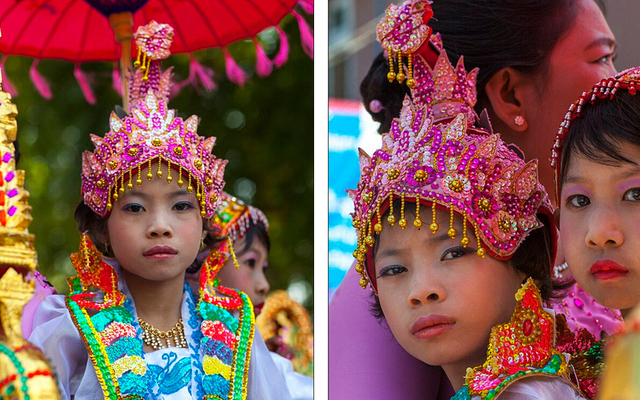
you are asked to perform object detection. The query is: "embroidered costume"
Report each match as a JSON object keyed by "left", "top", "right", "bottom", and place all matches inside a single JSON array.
[
  {"left": 28, "top": 21, "right": 295, "bottom": 400},
  {"left": 347, "top": 2, "right": 585, "bottom": 398}
]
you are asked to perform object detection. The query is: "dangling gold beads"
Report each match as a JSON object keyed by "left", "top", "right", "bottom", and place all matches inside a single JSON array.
[
  {"left": 136, "top": 166, "right": 143, "bottom": 186},
  {"left": 475, "top": 224, "right": 486, "bottom": 258},
  {"left": 461, "top": 212, "right": 469, "bottom": 247},
  {"left": 156, "top": 159, "right": 163, "bottom": 178},
  {"left": 187, "top": 173, "right": 193, "bottom": 193},
  {"left": 374, "top": 199, "right": 383, "bottom": 234},
  {"left": 119, "top": 174, "right": 125, "bottom": 194},
  {"left": 226, "top": 237, "right": 240, "bottom": 269},
  {"left": 147, "top": 159, "right": 153, "bottom": 180},
  {"left": 387, "top": 190, "right": 396, "bottom": 225},
  {"left": 447, "top": 205, "right": 456, "bottom": 239},
  {"left": 430, "top": 200, "right": 439, "bottom": 233},
  {"left": 407, "top": 53, "right": 416, "bottom": 88},
  {"left": 177, "top": 165, "right": 183, "bottom": 187},
  {"left": 398, "top": 192, "right": 407, "bottom": 229},
  {"left": 414, "top": 196, "right": 422, "bottom": 229},
  {"left": 166, "top": 160, "right": 173, "bottom": 183},
  {"left": 107, "top": 186, "right": 113, "bottom": 211},
  {"left": 396, "top": 52, "right": 406, "bottom": 84},
  {"left": 387, "top": 47, "right": 396, "bottom": 83},
  {"left": 127, "top": 168, "right": 133, "bottom": 190}
]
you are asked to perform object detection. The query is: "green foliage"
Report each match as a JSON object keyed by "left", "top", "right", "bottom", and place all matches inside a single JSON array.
[{"left": 3, "top": 18, "right": 313, "bottom": 311}]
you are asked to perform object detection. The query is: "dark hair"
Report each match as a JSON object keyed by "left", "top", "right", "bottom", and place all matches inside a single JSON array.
[
  {"left": 369, "top": 199, "right": 556, "bottom": 319},
  {"left": 560, "top": 90, "right": 640, "bottom": 191},
  {"left": 360, "top": 53, "right": 412, "bottom": 133},
  {"left": 237, "top": 221, "right": 271, "bottom": 254},
  {"left": 360, "top": 0, "right": 604, "bottom": 129}
]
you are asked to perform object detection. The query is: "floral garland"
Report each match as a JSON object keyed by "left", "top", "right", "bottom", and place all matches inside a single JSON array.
[
  {"left": 452, "top": 279, "right": 575, "bottom": 400},
  {"left": 65, "top": 233, "right": 254, "bottom": 399}
]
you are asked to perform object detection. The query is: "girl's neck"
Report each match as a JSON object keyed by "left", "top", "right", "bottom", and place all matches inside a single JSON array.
[
  {"left": 442, "top": 353, "right": 486, "bottom": 392},
  {"left": 121, "top": 269, "right": 186, "bottom": 331}
]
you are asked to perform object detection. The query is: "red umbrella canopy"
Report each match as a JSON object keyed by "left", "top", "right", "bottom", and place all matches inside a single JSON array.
[{"left": 0, "top": 0, "right": 313, "bottom": 100}]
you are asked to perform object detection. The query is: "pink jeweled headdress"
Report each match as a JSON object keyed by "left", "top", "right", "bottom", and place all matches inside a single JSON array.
[
  {"left": 551, "top": 66, "right": 640, "bottom": 203},
  {"left": 81, "top": 21, "right": 227, "bottom": 218},
  {"left": 208, "top": 191, "right": 269, "bottom": 243},
  {"left": 349, "top": 1, "right": 552, "bottom": 290}
]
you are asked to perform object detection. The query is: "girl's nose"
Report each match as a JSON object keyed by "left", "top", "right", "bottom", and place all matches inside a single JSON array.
[
  {"left": 407, "top": 270, "right": 445, "bottom": 307},
  {"left": 585, "top": 206, "right": 624, "bottom": 249}
]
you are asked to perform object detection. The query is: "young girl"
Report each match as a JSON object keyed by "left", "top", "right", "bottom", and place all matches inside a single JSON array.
[
  {"left": 206, "top": 192, "right": 271, "bottom": 316},
  {"left": 347, "top": 2, "right": 584, "bottom": 398},
  {"left": 552, "top": 67, "right": 640, "bottom": 319},
  {"left": 202, "top": 193, "right": 314, "bottom": 398},
  {"left": 28, "top": 22, "right": 294, "bottom": 400}
]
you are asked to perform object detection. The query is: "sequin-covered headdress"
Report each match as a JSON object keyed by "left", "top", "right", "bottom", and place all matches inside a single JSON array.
[
  {"left": 209, "top": 192, "right": 269, "bottom": 243},
  {"left": 349, "top": 1, "right": 552, "bottom": 290},
  {"left": 551, "top": 66, "right": 640, "bottom": 203},
  {"left": 81, "top": 21, "right": 227, "bottom": 218}
]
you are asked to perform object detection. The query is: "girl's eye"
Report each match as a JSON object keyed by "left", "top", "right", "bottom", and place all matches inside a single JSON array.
[
  {"left": 624, "top": 188, "right": 640, "bottom": 202},
  {"left": 123, "top": 203, "right": 144, "bottom": 213},
  {"left": 377, "top": 265, "right": 407, "bottom": 278},
  {"left": 595, "top": 52, "right": 616, "bottom": 65},
  {"left": 567, "top": 194, "right": 590, "bottom": 208},
  {"left": 441, "top": 246, "right": 473, "bottom": 261},
  {"left": 244, "top": 258, "right": 257, "bottom": 268},
  {"left": 173, "top": 201, "right": 195, "bottom": 211}
]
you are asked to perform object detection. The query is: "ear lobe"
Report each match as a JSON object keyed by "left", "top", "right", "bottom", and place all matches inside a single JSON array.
[{"left": 484, "top": 67, "right": 529, "bottom": 132}]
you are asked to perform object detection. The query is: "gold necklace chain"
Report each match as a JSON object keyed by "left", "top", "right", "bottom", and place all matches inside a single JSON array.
[{"left": 138, "top": 317, "right": 188, "bottom": 350}]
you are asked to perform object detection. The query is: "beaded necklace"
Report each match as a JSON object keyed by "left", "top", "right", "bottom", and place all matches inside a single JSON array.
[{"left": 65, "top": 235, "right": 254, "bottom": 399}]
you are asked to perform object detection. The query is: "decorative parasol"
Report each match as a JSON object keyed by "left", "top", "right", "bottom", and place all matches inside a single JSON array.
[{"left": 0, "top": 0, "right": 313, "bottom": 104}]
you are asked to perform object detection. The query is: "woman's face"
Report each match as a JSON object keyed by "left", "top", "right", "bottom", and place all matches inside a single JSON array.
[
  {"left": 559, "top": 147, "right": 640, "bottom": 314},
  {"left": 217, "top": 236, "right": 270, "bottom": 314},
  {"left": 374, "top": 210, "right": 525, "bottom": 376},
  {"left": 518, "top": 0, "right": 616, "bottom": 192}
]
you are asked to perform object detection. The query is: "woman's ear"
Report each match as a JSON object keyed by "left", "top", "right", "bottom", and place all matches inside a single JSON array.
[{"left": 484, "top": 67, "right": 531, "bottom": 133}]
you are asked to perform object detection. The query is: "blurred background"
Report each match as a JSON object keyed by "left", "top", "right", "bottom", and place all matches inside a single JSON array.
[
  {"left": 328, "top": 0, "right": 640, "bottom": 298},
  {"left": 1, "top": 14, "right": 314, "bottom": 313}
]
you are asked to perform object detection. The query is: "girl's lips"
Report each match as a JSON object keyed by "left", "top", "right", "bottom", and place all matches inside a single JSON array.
[
  {"left": 590, "top": 259, "right": 629, "bottom": 281},
  {"left": 411, "top": 315, "right": 455, "bottom": 339},
  {"left": 254, "top": 302, "right": 264, "bottom": 315},
  {"left": 143, "top": 245, "right": 177, "bottom": 258}
]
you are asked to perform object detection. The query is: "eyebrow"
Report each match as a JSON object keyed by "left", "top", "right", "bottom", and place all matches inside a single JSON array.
[
  {"left": 564, "top": 165, "right": 640, "bottom": 186},
  {"left": 375, "top": 231, "right": 452, "bottom": 259},
  {"left": 120, "top": 189, "right": 192, "bottom": 200},
  {"left": 584, "top": 36, "right": 616, "bottom": 51}
]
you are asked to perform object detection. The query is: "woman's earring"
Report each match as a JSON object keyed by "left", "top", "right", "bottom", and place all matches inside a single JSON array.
[{"left": 514, "top": 115, "right": 526, "bottom": 127}]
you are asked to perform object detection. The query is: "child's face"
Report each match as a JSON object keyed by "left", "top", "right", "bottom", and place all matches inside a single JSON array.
[
  {"left": 374, "top": 210, "right": 525, "bottom": 370},
  {"left": 217, "top": 236, "right": 270, "bottom": 314},
  {"left": 559, "top": 149, "right": 640, "bottom": 312},
  {"left": 107, "top": 162, "right": 204, "bottom": 284}
]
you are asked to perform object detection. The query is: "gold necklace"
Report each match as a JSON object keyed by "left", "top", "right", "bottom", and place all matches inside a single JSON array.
[{"left": 138, "top": 317, "right": 188, "bottom": 350}]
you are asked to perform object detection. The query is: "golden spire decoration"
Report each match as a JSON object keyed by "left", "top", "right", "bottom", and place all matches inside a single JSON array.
[{"left": 0, "top": 27, "right": 61, "bottom": 398}]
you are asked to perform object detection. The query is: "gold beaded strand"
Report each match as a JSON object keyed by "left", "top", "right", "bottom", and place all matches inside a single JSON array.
[
  {"left": 447, "top": 205, "right": 456, "bottom": 239},
  {"left": 387, "top": 190, "right": 396, "bottom": 225},
  {"left": 430, "top": 200, "right": 439, "bottom": 233},
  {"left": 398, "top": 192, "right": 407, "bottom": 229},
  {"left": 414, "top": 196, "right": 422, "bottom": 229}
]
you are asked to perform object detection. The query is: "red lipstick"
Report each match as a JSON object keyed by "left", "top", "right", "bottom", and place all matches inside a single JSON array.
[
  {"left": 143, "top": 245, "right": 177, "bottom": 259},
  {"left": 411, "top": 315, "right": 455, "bottom": 340},
  {"left": 590, "top": 259, "right": 629, "bottom": 281}
]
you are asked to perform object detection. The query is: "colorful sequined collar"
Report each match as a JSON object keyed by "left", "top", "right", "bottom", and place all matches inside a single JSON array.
[
  {"left": 452, "top": 279, "right": 575, "bottom": 399},
  {"left": 65, "top": 234, "right": 254, "bottom": 399}
]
